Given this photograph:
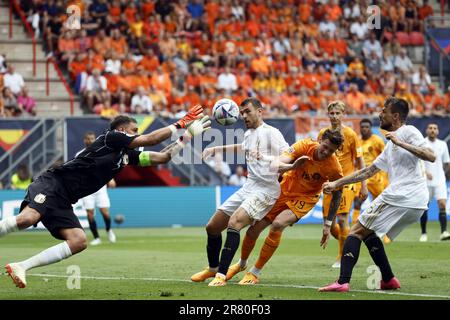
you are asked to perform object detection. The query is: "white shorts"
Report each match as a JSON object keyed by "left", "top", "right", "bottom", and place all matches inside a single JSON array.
[
  {"left": 358, "top": 196, "right": 424, "bottom": 241},
  {"left": 80, "top": 185, "right": 110, "bottom": 210},
  {"left": 428, "top": 184, "right": 447, "bottom": 201},
  {"left": 218, "top": 187, "right": 279, "bottom": 221}
]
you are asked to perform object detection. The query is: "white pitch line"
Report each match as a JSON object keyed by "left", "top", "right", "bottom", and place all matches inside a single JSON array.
[{"left": 25, "top": 273, "right": 450, "bottom": 299}]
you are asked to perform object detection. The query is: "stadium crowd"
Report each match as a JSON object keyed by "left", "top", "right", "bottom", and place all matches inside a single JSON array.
[{"left": 1, "top": 0, "right": 449, "bottom": 118}]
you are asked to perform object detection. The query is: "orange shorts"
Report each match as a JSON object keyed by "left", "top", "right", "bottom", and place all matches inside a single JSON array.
[
  {"left": 322, "top": 184, "right": 356, "bottom": 217},
  {"left": 264, "top": 193, "right": 318, "bottom": 223}
]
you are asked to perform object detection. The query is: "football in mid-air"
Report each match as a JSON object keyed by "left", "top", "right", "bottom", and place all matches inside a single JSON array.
[
  {"left": 212, "top": 98, "right": 239, "bottom": 126},
  {"left": 114, "top": 214, "right": 125, "bottom": 225}
]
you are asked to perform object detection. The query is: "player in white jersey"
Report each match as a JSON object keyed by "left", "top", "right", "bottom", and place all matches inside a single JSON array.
[
  {"left": 190, "top": 98, "right": 289, "bottom": 286},
  {"left": 319, "top": 97, "right": 436, "bottom": 292},
  {"left": 420, "top": 123, "right": 450, "bottom": 241},
  {"left": 76, "top": 132, "right": 117, "bottom": 246}
]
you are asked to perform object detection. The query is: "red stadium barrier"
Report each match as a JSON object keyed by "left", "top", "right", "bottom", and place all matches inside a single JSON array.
[
  {"left": 46, "top": 57, "right": 75, "bottom": 115},
  {"left": 10, "top": 0, "right": 36, "bottom": 77}
]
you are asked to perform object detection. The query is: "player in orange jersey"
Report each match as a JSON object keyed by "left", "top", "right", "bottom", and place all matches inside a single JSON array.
[
  {"left": 352, "top": 118, "right": 387, "bottom": 225},
  {"left": 226, "top": 129, "right": 344, "bottom": 285},
  {"left": 318, "top": 101, "right": 368, "bottom": 268}
]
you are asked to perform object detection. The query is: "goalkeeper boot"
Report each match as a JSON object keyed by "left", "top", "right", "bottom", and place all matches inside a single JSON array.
[{"left": 6, "top": 263, "right": 27, "bottom": 288}]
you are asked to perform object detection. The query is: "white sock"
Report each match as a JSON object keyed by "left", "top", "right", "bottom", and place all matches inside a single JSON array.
[
  {"left": 18, "top": 241, "right": 72, "bottom": 271},
  {"left": 250, "top": 266, "right": 261, "bottom": 277},
  {"left": 239, "top": 259, "right": 247, "bottom": 268},
  {"left": 0, "top": 217, "right": 18, "bottom": 237}
]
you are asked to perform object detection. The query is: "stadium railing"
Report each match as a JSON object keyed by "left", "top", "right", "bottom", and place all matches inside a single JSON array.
[
  {"left": 10, "top": 0, "right": 36, "bottom": 77},
  {"left": 46, "top": 57, "right": 75, "bottom": 115}
]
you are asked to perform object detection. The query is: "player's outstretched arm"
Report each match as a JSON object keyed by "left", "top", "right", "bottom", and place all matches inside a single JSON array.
[
  {"left": 138, "top": 115, "right": 211, "bottom": 166},
  {"left": 129, "top": 105, "right": 204, "bottom": 149},
  {"left": 321, "top": 189, "right": 342, "bottom": 249},
  {"left": 202, "top": 144, "right": 243, "bottom": 160},
  {"left": 385, "top": 132, "right": 436, "bottom": 162},
  {"left": 323, "top": 164, "right": 380, "bottom": 193}
]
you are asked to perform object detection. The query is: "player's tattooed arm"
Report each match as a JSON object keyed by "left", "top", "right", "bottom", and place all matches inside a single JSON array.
[
  {"left": 385, "top": 132, "right": 436, "bottom": 162},
  {"left": 321, "top": 189, "right": 342, "bottom": 249},
  {"left": 323, "top": 164, "right": 380, "bottom": 193}
]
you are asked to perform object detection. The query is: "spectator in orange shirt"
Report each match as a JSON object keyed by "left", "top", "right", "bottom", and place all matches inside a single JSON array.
[
  {"left": 110, "top": 28, "right": 129, "bottom": 59},
  {"left": 86, "top": 48, "right": 105, "bottom": 72},
  {"left": 309, "top": 87, "right": 326, "bottom": 111},
  {"left": 75, "top": 29, "right": 92, "bottom": 52},
  {"left": 108, "top": 0, "right": 122, "bottom": 23},
  {"left": 363, "top": 84, "right": 384, "bottom": 114},
  {"left": 124, "top": 2, "right": 137, "bottom": 23},
  {"left": 138, "top": 49, "right": 160, "bottom": 73},
  {"left": 444, "top": 85, "right": 450, "bottom": 112},
  {"left": 423, "top": 85, "right": 445, "bottom": 115},
  {"left": 345, "top": 83, "right": 366, "bottom": 114},
  {"left": 142, "top": 0, "right": 155, "bottom": 20},
  {"left": 325, "top": 0, "right": 342, "bottom": 22},
  {"left": 250, "top": 49, "right": 271, "bottom": 75},
  {"left": 298, "top": 0, "right": 312, "bottom": 23},
  {"left": 186, "top": 67, "right": 202, "bottom": 94},
  {"left": 151, "top": 67, "right": 172, "bottom": 97},
  {"left": 134, "top": 66, "right": 151, "bottom": 91},
  {"left": 121, "top": 53, "right": 137, "bottom": 74},
  {"left": 253, "top": 73, "right": 270, "bottom": 92},
  {"left": 347, "top": 57, "right": 364, "bottom": 76},
  {"left": 69, "top": 52, "right": 87, "bottom": 82},
  {"left": 58, "top": 30, "right": 77, "bottom": 66},
  {"left": 318, "top": 31, "right": 334, "bottom": 57},
  {"left": 418, "top": 0, "right": 434, "bottom": 20},
  {"left": 92, "top": 29, "right": 111, "bottom": 57},
  {"left": 183, "top": 85, "right": 201, "bottom": 107},
  {"left": 245, "top": 14, "right": 261, "bottom": 38}
]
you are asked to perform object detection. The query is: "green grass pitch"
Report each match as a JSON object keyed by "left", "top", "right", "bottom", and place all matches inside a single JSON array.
[{"left": 0, "top": 222, "right": 449, "bottom": 300}]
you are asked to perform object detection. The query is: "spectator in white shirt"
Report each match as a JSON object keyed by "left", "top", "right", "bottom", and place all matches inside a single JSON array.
[
  {"left": 394, "top": 49, "right": 413, "bottom": 73},
  {"left": 319, "top": 14, "right": 337, "bottom": 35},
  {"left": 130, "top": 86, "right": 153, "bottom": 114},
  {"left": 105, "top": 51, "right": 122, "bottom": 75},
  {"left": 228, "top": 165, "right": 247, "bottom": 186},
  {"left": 381, "top": 51, "right": 395, "bottom": 72},
  {"left": 362, "top": 32, "right": 383, "bottom": 58},
  {"left": 350, "top": 16, "right": 368, "bottom": 40},
  {"left": 4, "top": 64, "right": 25, "bottom": 96},
  {"left": 217, "top": 67, "right": 237, "bottom": 94},
  {"left": 411, "top": 65, "right": 432, "bottom": 93},
  {"left": 84, "top": 68, "right": 109, "bottom": 113}
]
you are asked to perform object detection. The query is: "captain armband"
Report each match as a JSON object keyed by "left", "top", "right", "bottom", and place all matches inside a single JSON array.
[{"left": 139, "top": 151, "right": 152, "bottom": 166}]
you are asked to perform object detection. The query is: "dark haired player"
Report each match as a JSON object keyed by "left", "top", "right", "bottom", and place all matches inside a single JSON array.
[
  {"left": 319, "top": 97, "right": 436, "bottom": 292},
  {"left": 0, "top": 106, "right": 210, "bottom": 288}
]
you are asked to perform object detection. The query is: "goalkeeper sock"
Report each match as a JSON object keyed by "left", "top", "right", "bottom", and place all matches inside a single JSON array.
[
  {"left": 218, "top": 228, "right": 240, "bottom": 276},
  {"left": 364, "top": 233, "right": 394, "bottom": 282},
  {"left": 18, "top": 241, "right": 72, "bottom": 271},
  {"left": 338, "top": 235, "right": 362, "bottom": 284},
  {"left": 420, "top": 210, "right": 427, "bottom": 234},
  {"left": 207, "top": 232, "right": 222, "bottom": 269},
  {"left": 438, "top": 208, "right": 447, "bottom": 233}
]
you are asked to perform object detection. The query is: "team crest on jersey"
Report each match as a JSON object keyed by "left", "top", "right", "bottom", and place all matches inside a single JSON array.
[
  {"left": 122, "top": 154, "right": 129, "bottom": 165},
  {"left": 287, "top": 146, "right": 295, "bottom": 154},
  {"left": 34, "top": 193, "right": 46, "bottom": 204}
]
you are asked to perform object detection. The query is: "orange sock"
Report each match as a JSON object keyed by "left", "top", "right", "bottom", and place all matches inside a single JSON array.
[
  {"left": 352, "top": 209, "right": 360, "bottom": 225},
  {"left": 241, "top": 234, "right": 257, "bottom": 261},
  {"left": 254, "top": 230, "right": 282, "bottom": 270},
  {"left": 338, "top": 225, "right": 350, "bottom": 259},
  {"left": 331, "top": 223, "right": 340, "bottom": 240}
]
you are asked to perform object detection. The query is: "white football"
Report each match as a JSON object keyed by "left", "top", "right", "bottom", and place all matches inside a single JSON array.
[{"left": 212, "top": 98, "right": 239, "bottom": 126}]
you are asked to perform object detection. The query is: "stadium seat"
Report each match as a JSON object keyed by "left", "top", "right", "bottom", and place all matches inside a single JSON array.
[
  {"left": 396, "top": 32, "right": 410, "bottom": 46},
  {"left": 409, "top": 32, "right": 425, "bottom": 46}
]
